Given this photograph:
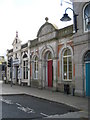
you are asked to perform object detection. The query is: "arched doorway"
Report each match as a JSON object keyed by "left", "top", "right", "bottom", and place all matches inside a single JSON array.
[
  {"left": 84, "top": 50, "right": 90, "bottom": 96},
  {"left": 45, "top": 51, "right": 53, "bottom": 87}
]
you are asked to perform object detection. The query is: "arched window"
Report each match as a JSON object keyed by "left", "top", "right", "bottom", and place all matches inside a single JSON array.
[
  {"left": 34, "top": 56, "right": 38, "bottom": 79},
  {"left": 84, "top": 50, "right": 90, "bottom": 62},
  {"left": 45, "top": 51, "right": 52, "bottom": 60},
  {"left": 62, "top": 48, "right": 72, "bottom": 80},
  {"left": 23, "top": 53, "right": 28, "bottom": 80},
  {"left": 84, "top": 3, "right": 90, "bottom": 32}
]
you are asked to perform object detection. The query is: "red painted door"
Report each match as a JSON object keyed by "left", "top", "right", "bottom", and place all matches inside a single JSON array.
[{"left": 48, "top": 60, "right": 53, "bottom": 87}]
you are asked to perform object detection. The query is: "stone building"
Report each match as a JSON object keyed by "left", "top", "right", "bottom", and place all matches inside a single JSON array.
[
  {"left": 0, "top": 56, "right": 6, "bottom": 80},
  {"left": 7, "top": 1, "right": 90, "bottom": 96},
  {"left": 73, "top": 2, "right": 90, "bottom": 96}
]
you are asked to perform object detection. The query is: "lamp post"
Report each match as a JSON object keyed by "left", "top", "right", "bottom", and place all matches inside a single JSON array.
[{"left": 60, "top": 7, "right": 78, "bottom": 33}]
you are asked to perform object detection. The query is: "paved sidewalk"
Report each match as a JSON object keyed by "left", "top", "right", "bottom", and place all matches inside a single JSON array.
[{"left": 0, "top": 82, "right": 89, "bottom": 119}]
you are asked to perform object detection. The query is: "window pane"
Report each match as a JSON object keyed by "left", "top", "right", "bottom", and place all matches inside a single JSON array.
[
  {"left": 69, "top": 72, "right": 72, "bottom": 79},
  {"left": 63, "top": 57, "right": 67, "bottom": 80},
  {"left": 36, "top": 61, "right": 38, "bottom": 71},
  {"left": 68, "top": 57, "right": 72, "bottom": 67},
  {"left": 64, "top": 72, "right": 67, "bottom": 79},
  {"left": 26, "top": 67, "right": 28, "bottom": 79},
  {"left": 48, "top": 52, "right": 52, "bottom": 59},
  {"left": 69, "top": 64, "right": 72, "bottom": 71},
  {"left": 84, "top": 3, "right": 90, "bottom": 31},
  {"left": 23, "top": 67, "right": 25, "bottom": 79},
  {"left": 35, "top": 62, "right": 36, "bottom": 71},
  {"left": 63, "top": 57, "right": 67, "bottom": 64},
  {"left": 34, "top": 56, "right": 38, "bottom": 79},
  {"left": 64, "top": 49, "right": 67, "bottom": 56},
  {"left": 64, "top": 48, "right": 71, "bottom": 56},
  {"left": 67, "top": 49, "right": 71, "bottom": 55},
  {"left": 63, "top": 48, "right": 72, "bottom": 80},
  {"left": 23, "top": 61, "right": 25, "bottom": 66},
  {"left": 26, "top": 60, "right": 28, "bottom": 67}
]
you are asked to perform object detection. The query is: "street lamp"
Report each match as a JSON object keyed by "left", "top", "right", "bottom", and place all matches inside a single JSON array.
[{"left": 60, "top": 7, "right": 78, "bottom": 33}]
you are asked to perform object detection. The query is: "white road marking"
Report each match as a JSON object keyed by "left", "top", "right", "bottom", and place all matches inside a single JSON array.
[
  {"left": 40, "top": 112, "right": 49, "bottom": 117},
  {"left": 0, "top": 98, "right": 13, "bottom": 104},
  {"left": 17, "top": 106, "right": 35, "bottom": 113},
  {"left": 16, "top": 103, "right": 22, "bottom": 106}
]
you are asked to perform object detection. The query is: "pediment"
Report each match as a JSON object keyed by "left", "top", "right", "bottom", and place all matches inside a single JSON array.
[{"left": 37, "top": 22, "right": 58, "bottom": 37}]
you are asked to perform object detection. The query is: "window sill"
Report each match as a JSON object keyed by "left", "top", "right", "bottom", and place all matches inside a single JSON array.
[{"left": 62, "top": 79, "right": 72, "bottom": 82}]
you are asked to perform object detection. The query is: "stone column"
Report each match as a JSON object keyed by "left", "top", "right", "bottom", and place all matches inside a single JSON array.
[
  {"left": 28, "top": 60, "right": 30, "bottom": 86},
  {"left": 53, "top": 57, "right": 58, "bottom": 91},
  {"left": 28, "top": 41, "right": 30, "bottom": 86},
  {"left": 75, "top": 63, "right": 84, "bottom": 96},
  {"left": 38, "top": 59, "right": 43, "bottom": 88}
]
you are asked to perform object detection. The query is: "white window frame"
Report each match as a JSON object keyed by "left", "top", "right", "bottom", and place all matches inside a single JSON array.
[
  {"left": 83, "top": 3, "right": 90, "bottom": 32},
  {"left": 23, "top": 59, "right": 28, "bottom": 80},
  {"left": 62, "top": 48, "right": 72, "bottom": 81},
  {"left": 34, "top": 56, "right": 38, "bottom": 79}
]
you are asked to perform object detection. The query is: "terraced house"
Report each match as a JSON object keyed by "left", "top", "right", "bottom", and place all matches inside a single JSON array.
[{"left": 7, "top": 1, "right": 90, "bottom": 96}]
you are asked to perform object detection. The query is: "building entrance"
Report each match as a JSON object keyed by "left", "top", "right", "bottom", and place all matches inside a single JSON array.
[
  {"left": 84, "top": 50, "right": 90, "bottom": 96},
  {"left": 45, "top": 51, "right": 53, "bottom": 87},
  {"left": 48, "top": 60, "right": 53, "bottom": 87}
]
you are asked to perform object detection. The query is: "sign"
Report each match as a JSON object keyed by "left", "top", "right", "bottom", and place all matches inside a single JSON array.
[{"left": 13, "top": 59, "right": 21, "bottom": 65}]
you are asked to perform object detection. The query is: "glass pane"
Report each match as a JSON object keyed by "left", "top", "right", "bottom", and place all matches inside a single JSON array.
[
  {"left": 64, "top": 64, "right": 67, "bottom": 72},
  {"left": 84, "top": 3, "right": 90, "bottom": 18},
  {"left": 64, "top": 72, "right": 67, "bottom": 79},
  {"left": 35, "top": 62, "right": 36, "bottom": 71},
  {"left": 64, "top": 49, "right": 67, "bottom": 56},
  {"left": 68, "top": 57, "right": 72, "bottom": 65},
  {"left": 64, "top": 48, "right": 71, "bottom": 56},
  {"left": 63, "top": 57, "right": 67, "bottom": 64},
  {"left": 26, "top": 60, "right": 28, "bottom": 67},
  {"left": 36, "top": 61, "right": 38, "bottom": 71},
  {"left": 84, "top": 3, "right": 90, "bottom": 31},
  {"left": 67, "top": 49, "right": 71, "bottom": 55},
  {"left": 23, "top": 67, "right": 25, "bottom": 79},
  {"left": 26, "top": 67, "right": 28, "bottom": 79},
  {"left": 23, "top": 61, "right": 25, "bottom": 66},
  {"left": 48, "top": 52, "right": 52, "bottom": 59},
  {"left": 69, "top": 65, "right": 72, "bottom": 71},
  {"left": 35, "top": 56, "right": 38, "bottom": 61},
  {"left": 69, "top": 72, "right": 72, "bottom": 79}
]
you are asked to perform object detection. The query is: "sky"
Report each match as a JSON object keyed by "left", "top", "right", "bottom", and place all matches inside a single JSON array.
[{"left": 0, "top": 0, "right": 73, "bottom": 59}]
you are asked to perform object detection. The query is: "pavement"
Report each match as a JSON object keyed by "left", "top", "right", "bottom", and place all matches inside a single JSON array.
[{"left": 0, "top": 81, "right": 89, "bottom": 119}]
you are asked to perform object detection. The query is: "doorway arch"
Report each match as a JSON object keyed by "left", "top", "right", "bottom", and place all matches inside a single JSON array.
[
  {"left": 84, "top": 50, "right": 90, "bottom": 96},
  {"left": 44, "top": 51, "right": 53, "bottom": 87}
]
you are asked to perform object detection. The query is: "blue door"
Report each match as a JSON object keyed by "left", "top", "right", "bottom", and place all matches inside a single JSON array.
[{"left": 86, "top": 62, "right": 90, "bottom": 96}]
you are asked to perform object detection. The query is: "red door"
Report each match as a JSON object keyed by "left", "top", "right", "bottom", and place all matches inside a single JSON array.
[{"left": 48, "top": 60, "right": 53, "bottom": 87}]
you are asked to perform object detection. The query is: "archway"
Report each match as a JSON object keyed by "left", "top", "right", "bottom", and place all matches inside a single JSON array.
[{"left": 44, "top": 51, "right": 53, "bottom": 87}]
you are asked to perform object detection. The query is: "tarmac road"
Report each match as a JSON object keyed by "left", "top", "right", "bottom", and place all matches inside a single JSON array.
[{"left": 1, "top": 94, "right": 79, "bottom": 119}]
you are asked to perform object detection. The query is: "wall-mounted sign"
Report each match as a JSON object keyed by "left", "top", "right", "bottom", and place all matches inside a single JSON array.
[{"left": 13, "top": 59, "right": 21, "bottom": 65}]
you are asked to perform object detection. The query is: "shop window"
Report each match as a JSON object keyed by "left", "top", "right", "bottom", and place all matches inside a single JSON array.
[
  {"left": 84, "top": 3, "right": 90, "bottom": 32},
  {"left": 62, "top": 48, "right": 72, "bottom": 81}
]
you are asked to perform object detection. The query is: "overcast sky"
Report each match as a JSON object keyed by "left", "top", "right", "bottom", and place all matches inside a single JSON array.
[{"left": 0, "top": 0, "right": 73, "bottom": 59}]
